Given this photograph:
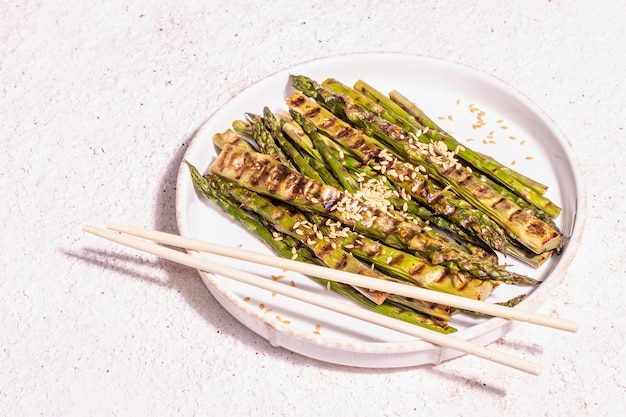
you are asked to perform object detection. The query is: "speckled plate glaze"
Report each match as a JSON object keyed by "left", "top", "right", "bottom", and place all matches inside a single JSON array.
[{"left": 176, "top": 52, "right": 586, "bottom": 368}]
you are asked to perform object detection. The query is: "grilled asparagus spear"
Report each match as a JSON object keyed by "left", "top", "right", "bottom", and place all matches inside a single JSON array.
[
  {"left": 281, "top": 119, "right": 492, "bottom": 251},
  {"left": 252, "top": 110, "right": 518, "bottom": 290},
  {"left": 342, "top": 78, "right": 556, "bottom": 208},
  {"left": 187, "top": 162, "right": 455, "bottom": 332},
  {"left": 385, "top": 87, "right": 553, "bottom": 198},
  {"left": 278, "top": 112, "right": 537, "bottom": 284},
  {"left": 247, "top": 110, "right": 504, "bottom": 289},
  {"left": 208, "top": 171, "right": 465, "bottom": 320},
  {"left": 286, "top": 90, "right": 510, "bottom": 253},
  {"left": 210, "top": 143, "right": 534, "bottom": 284},
  {"left": 307, "top": 123, "right": 555, "bottom": 266},
  {"left": 289, "top": 78, "right": 561, "bottom": 255}
]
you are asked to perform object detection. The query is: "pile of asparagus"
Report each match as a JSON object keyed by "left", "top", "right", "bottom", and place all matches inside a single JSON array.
[{"left": 187, "top": 75, "right": 562, "bottom": 334}]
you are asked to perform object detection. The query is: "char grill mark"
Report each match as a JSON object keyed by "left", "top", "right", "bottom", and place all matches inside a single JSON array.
[
  {"left": 288, "top": 93, "right": 307, "bottom": 107},
  {"left": 213, "top": 146, "right": 253, "bottom": 180},
  {"left": 492, "top": 198, "right": 515, "bottom": 213},
  {"left": 304, "top": 106, "right": 321, "bottom": 119},
  {"left": 363, "top": 241, "right": 382, "bottom": 257},
  {"left": 318, "top": 117, "right": 335, "bottom": 129},
  {"left": 408, "top": 263, "right": 425, "bottom": 276},
  {"left": 334, "top": 253, "right": 349, "bottom": 270}
]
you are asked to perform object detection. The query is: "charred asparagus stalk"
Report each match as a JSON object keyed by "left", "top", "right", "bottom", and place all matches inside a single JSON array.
[
  {"left": 334, "top": 139, "right": 554, "bottom": 266},
  {"left": 387, "top": 88, "right": 554, "bottom": 198},
  {"left": 266, "top": 111, "right": 539, "bottom": 286},
  {"left": 326, "top": 75, "right": 561, "bottom": 222},
  {"left": 208, "top": 171, "right": 465, "bottom": 320},
  {"left": 249, "top": 112, "right": 295, "bottom": 169},
  {"left": 289, "top": 77, "right": 561, "bottom": 255},
  {"left": 247, "top": 110, "right": 502, "bottom": 288},
  {"left": 283, "top": 121, "right": 487, "bottom": 249},
  {"left": 203, "top": 169, "right": 389, "bottom": 305},
  {"left": 210, "top": 143, "right": 535, "bottom": 284},
  {"left": 187, "top": 162, "right": 455, "bottom": 332},
  {"left": 286, "top": 90, "right": 510, "bottom": 253},
  {"left": 261, "top": 107, "right": 342, "bottom": 188},
  {"left": 351, "top": 79, "right": 554, "bottom": 203}
]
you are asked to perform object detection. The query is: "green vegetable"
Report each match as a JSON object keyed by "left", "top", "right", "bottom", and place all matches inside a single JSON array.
[
  {"left": 187, "top": 162, "right": 455, "bottom": 333},
  {"left": 289, "top": 76, "right": 561, "bottom": 255},
  {"left": 187, "top": 73, "right": 562, "bottom": 335}
]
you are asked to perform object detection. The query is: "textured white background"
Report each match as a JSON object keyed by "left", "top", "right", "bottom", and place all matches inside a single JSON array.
[{"left": 2, "top": 1, "right": 625, "bottom": 416}]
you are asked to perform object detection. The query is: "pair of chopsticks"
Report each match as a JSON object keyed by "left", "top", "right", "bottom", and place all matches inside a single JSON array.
[{"left": 82, "top": 223, "right": 578, "bottom": 375}]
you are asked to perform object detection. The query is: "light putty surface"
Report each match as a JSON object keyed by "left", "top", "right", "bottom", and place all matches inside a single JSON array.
[{"left": 2, "top": 1, "right": 624, "bottom": 416}]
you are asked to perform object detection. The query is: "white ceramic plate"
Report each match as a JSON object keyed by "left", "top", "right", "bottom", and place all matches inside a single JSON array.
[{"left": 175, "top": 53, "right": 585, "bottom": 368}]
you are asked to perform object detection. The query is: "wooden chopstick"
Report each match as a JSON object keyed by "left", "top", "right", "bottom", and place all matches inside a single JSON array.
[
  {"left": 82, "top": 224, "right": 543, "bottom": 375},
  {"left": 106, "top": 222, "right": 578, "bottom": 333}
]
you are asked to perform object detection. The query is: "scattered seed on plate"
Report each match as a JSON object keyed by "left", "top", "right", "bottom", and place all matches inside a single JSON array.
[{"left": 243, "top": 297, "right": 250, "bottom": 302}]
